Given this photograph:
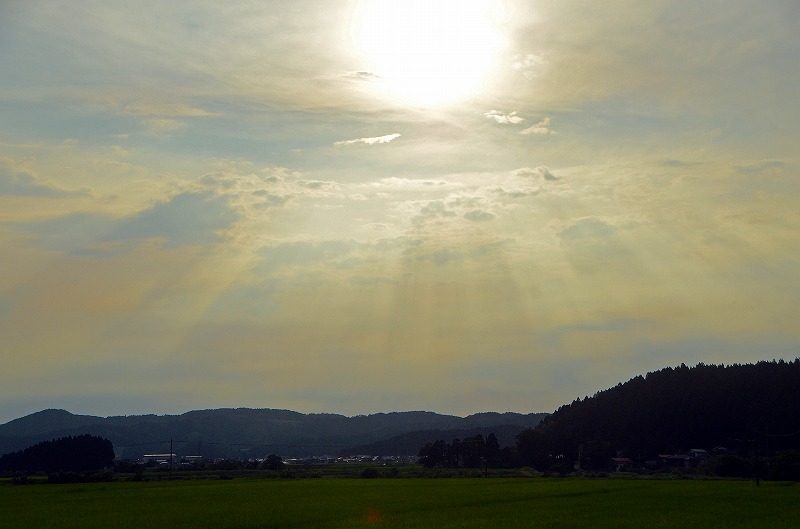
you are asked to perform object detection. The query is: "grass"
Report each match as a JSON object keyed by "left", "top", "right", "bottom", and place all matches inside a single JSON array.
[{"left": 1, "top": 477, "right": 797, "bottom": 528}]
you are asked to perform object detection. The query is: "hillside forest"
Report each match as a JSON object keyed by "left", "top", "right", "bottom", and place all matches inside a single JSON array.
[{"left": 513, "top": 360, "right": 800, "bottom": 478}]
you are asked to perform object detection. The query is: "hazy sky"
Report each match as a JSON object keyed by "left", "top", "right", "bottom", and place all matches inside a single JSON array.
[{"left": 1, "top": 0, "right": 798, "bottom": 423}]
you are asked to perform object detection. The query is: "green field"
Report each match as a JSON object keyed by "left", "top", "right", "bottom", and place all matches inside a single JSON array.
[{"left": 2, "top": 478, "right": 797, "bottom": 528}]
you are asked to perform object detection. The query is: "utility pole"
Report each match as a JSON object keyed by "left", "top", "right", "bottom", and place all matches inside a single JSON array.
[
  {"left": 170, "top": 438, "right": 174, "bottom": 480},
  {"left": 764, "top": 426, "right": 770, "bottom": 481},
  {"left": 754, "top": 439, "right": 759, "bottom": 487}
]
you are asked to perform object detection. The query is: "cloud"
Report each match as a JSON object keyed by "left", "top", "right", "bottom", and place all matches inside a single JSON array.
[
  {"left": 555, "top": 216, "right": 641, "bottom": 244},
  {"left": 520, "top": 117, "right": 555, "bottom": 135},
  {"left": 11, "top": 213, "right": 115, "bottom": 255},
  {"left": 464, "top": 210, "right": 496, "bottom": 222},
  {"left": 515, "top": 166, "right": 559, "bottom": 181},
  {"left": 484, "top": 110, "right": 525, "bottom": 124},
  {"left": 734, "top": 160, "right": 787, "bottom": 175},
  {"left": 253, "top": 237, "right": 422, "bottom": 281},
  {"left": 197, "top": 166, "right": 339, "bottom": 215},
  {"left": 300, "top": 179, "right": 338, "bottom": 190},
  {"left": 335, "top": 133, "right": 401, "bottom": 146},
  {"left": 552, "top": 216, "right": 642, "bottom": 274},
  {"left": 122, "top": 102, "right": 215, "bottom": 118},
  {"left": 251, "top": 191, "right": 292, "bottom": 209},
  {"left": 143, "top": 118, "right": 186, "bottom": 134},
  {"left": 491, "top": 187, "right": 533, "bottom": 199},
  {"left": 108, "top": 191, "right": 239, "bottom": 248},
  {"left": 511, "top": 53, "right": 548, "bottom": 80},
  {"left": 540, "top": 319, "right": 649, "bottom": 351},
  {"left": 417, "top": 200, "right": 457, "bottom": 220},
  {"left": 257, "top": 240, "right": 360, "bottom": 272},
  {"left": 14, "top": 191, "right": 240, "bottom": 254},
  {"left": 423, "top": 248, "right": 464, "bottom": 265},
  {"left": 120, "top": 101, "right": 216, "bottom": 135},
  {"left": 342, "top": 71, "right": 381, "bottom": 80},
  {"left": 557, "top": 217, "right": 619, "bottom": 241},
  {"left": 659, "top": 159, "right": 703, "bottom": 168},
  {"left": 0, "top": 158, "right": 90, "bottom": 197},
  {"left": 371, "top": 177, "right": 450, "bottom": 190}
]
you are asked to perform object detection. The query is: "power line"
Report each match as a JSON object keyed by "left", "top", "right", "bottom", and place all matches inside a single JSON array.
[
  {"left": 767, "top": 428, "right": 800, "bottom": 438},
  {"left": 748, "top": 426, "right": 800, "bottom": 438},
  {"left": 116, "top": 440, "right": 343, "bottom": 449}
]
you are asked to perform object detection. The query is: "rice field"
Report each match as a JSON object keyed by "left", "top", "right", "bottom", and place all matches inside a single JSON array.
[{"left": 2, "top": 477, "right": 797, "bottom": 528}]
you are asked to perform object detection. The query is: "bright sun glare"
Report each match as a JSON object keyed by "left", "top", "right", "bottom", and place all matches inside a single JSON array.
[{"left": 352, "top": 0, "right": 505, "bottom": 107}]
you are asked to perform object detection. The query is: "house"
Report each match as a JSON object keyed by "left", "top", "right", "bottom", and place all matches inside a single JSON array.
[
  {"left": 658, "top": 453, "right": 691, "bottom": 468},
  {"left": 689, "top": 449, "right": 709, "bottom": 460},
  {"left": 610, "top": 457, "right": 634, "bottom": 472}
]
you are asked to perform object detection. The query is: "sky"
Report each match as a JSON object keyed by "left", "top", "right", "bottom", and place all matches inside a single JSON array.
[{"left": 1, "top": 0, "right": 798, "bottom": 424}]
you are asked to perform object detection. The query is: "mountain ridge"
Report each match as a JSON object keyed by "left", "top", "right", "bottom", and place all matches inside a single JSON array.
[{"left": 0, "top": 408, "right": 547, "bottom": 460}]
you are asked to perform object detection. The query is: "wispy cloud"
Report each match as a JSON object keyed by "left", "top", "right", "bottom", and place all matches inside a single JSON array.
[
  {"left": 122, "top": 102, "right": 215, "bottom": 118},
  {"left": 342, "top": 71, "right": 382, "bottom": 80},
  {"left": 484, "top": 110, "right": 525, "bottom": 124},
  {"left": 0, "top": 158, "right": 90, "bottom": 197},
  {"left": 659, "top": 159, "right": 703, "bottom": 167},
  {"left": 515, "top": 166, "right": 559, "bottom": 181},
  {"left": 556, "top": 217, "right": 620, "bottom": 241},
  {"left": 464, "top": 210, "right": 495, "bottom": 222},
  {"left": 520, "top": 117, "right": 555, "bottom": 135},
  {"left": 734, "top": 160, "right": 787, "bottom": 174},
  {"left": 335, "top": 133, "right": 401, "bottom": 146},
  {"left": 14, "top": 191, "right": 239, "bottom": 254},
  {"left": 511, "top": 53, "right": 548, "bottom": 80}
]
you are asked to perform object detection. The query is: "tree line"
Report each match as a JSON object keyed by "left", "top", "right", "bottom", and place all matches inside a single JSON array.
[
  {"left": 0, "top": 434, "right": 114, "bottom": 474},
  {"left": 418, "top": 433, "right": 520, "bottom": 469}
]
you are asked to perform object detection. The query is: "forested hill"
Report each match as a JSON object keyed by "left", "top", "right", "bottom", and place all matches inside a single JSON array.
[
  {"left": 0, "top": 408, "right": 546, "bottom": 460},
  {"left": 517, "top": 360, "right": 800, "bottom": 468},
  {"left": 0, "top": 434, "right": 114, "bottom": 474}
]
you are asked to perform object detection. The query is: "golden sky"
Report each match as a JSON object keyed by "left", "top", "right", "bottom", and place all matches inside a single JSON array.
[{"left": 1, "top": 0, "right": 798, "bottom": 422}]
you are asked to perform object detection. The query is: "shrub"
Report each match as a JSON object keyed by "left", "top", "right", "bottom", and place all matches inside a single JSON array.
[
  {"left": 708, "top": 454, "right": 752, "bottom": 478},
  {"left": 360, "top": 467, "right": 379, "bottom": 479},
  {"left": 771, "top": 450, "right": 800, "bottom": 481}
]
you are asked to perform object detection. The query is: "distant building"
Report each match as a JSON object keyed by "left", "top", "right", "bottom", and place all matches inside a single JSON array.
[
  {"left": 142, "top": 454, "right": 176, "bottom": 464},
  {"left": 181, "top": 455, "right": 203, "bottom": 466},
  {"left": 610, "top": 457, "right": 634, "bottom": 472},
  {"left": 658, "top": 454, "right": 691, "bottom": 468}
]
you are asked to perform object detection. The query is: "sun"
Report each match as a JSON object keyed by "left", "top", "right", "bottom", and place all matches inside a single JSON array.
[{"left": 352, "top": 0, "right": 505, "bottom": 107}]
